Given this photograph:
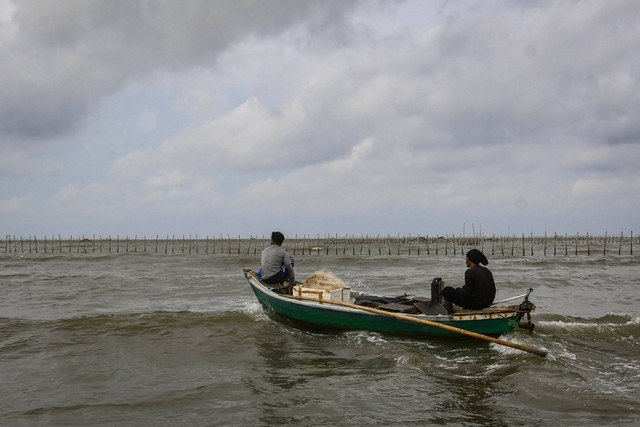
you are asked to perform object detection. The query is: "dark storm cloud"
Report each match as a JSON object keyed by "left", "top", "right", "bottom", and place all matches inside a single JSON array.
[{"left": 0, "top": 0, "right": 358, "bottom": 139}]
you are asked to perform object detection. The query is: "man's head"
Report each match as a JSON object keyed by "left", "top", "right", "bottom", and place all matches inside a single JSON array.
[
  {"left": 271, "top": 231, "right": 285, "bottom": 246},
  {"left": 466, "top": 248, "right": 488, "bottom": 267}
]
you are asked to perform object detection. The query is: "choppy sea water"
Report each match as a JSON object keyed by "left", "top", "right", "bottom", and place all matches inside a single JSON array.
[{"left": 1, "top": 252, "right": 639, "bottom": 426}]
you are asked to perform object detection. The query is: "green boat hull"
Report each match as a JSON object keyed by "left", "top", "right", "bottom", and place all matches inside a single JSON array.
[{"left": 245, "top": 270, "right": 520, "bottom": 337}]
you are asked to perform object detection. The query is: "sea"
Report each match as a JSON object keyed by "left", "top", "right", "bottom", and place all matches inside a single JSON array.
[{"left": 1, "top": 250, "right": 639, "bottom": 426}]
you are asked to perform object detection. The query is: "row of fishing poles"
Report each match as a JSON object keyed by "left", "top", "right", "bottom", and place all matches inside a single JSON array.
[{"left": 1, "top": 231, "right": 635, "bottom": 256}]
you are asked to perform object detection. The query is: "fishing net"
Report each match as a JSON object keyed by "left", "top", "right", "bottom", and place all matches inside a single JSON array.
[{"left": 302, "top": 270, "right": 348, "bottom": 290}]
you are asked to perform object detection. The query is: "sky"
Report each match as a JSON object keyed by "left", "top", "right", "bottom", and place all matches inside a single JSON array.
[{"left": 1, "top": 0, "right": 639, "bottom": 239}]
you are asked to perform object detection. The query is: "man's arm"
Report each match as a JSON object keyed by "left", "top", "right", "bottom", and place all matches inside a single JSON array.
[{"left": 283, "top": 252, "right": 295, "bottom": 284}]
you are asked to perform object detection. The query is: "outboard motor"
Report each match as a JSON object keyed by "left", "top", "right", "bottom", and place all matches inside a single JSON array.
[
  {"left": 414, "top": 277, "right": 448, "bottom": 315},
  {"left": 430, "top": 277, "right": 444, "bottom": 304}
]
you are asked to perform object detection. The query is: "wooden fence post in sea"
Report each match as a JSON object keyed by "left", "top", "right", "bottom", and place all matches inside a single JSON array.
[
  {"left": 531, "top": 232, "right": 534, "bottom": 256},
  {"left": 4, "top": 231, "right": 638, "bottom": 258},
  {"left": 618, "top": 231, "right": 623, "bottom": 256}
]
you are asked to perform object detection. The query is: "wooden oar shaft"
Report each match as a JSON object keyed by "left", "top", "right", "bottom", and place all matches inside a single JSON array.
[{"left": 285, "top": 294, "right": 547, "bottom": 358}]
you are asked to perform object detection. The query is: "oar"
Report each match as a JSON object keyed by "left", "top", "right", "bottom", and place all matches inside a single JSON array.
[{"left": 284, "top": 294, "right": 547, "bottom": 358}]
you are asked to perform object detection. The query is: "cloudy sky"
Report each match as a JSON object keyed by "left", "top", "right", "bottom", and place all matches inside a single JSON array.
[{"left": 1, "top": 0, "right": 638, "bottom": 238}]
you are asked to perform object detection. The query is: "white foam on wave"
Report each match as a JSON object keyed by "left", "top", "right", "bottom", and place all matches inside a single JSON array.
[
  {"left": 489, "top": 335, "right": 560, "bottom": 361},
  {"left": 538, "top": 320, "right": 607, "bottom": 332},
  {"left": 537, "top": 315, "right": 640, "bottom": 333},
  {"left": 395, "top": 355, "right": 411, "bottom": 366},
  {"left": 340, "top": 330, "right": 390, "bottom": 347},
  {"left": 241, "top": 301, "right": 270, "bottom": 322}
]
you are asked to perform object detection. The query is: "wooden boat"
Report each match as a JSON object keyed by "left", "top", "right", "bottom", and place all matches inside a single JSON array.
[{"left": 243, "top": 268, "right": 536, "bottom": 338}]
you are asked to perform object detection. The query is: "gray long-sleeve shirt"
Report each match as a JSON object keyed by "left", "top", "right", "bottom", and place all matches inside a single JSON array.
[{"left": 261, "top": 244, "right": 295, "bottom": 283}]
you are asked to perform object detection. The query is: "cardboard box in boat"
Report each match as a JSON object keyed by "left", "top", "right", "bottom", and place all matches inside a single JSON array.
[{"left": 292, "top": 285, "right": 351, "bottom": 302}]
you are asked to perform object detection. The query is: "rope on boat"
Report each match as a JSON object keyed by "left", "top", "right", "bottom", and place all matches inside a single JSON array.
[{"left": 492, "top": 288, "right": 534, "bottom": 306}]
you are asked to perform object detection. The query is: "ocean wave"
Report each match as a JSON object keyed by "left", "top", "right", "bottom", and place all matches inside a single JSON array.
[
  {"left": 535, "top": 313, "right": 640, "bottom": 344},
  {"left": 1, "top": 309, "right": 258, "bottom": 338}
]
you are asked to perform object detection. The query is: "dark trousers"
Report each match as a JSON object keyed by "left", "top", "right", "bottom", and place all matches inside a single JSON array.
[
  {"left": 441, "top": 287, "right": 490, "bottom": 310},
  {"left": 261, "top": 271, "right": 290, "bottom": 285}
]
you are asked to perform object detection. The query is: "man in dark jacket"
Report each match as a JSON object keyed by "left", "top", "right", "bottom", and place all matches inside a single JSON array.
[{"left": 441, "top": 249, "right": 496, "bottom": 312}]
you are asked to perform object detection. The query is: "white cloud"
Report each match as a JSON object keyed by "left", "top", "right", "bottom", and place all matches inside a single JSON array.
[
  {"left": 1, "top": 0, "right": 639, "bottom": 236},
  {"left": 0, "top": 194, "right": 32, "bottom": 212},
  {"left": 138, "top": 111, "right": 157, "bottom": 134},
  {"left": 0, "top": 0, "right": 358, "bottom": 139}
]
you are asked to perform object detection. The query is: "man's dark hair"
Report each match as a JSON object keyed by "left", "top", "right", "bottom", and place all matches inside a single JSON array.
[{"left": 271, "top": 231, "right": 285, "bottom": 245}]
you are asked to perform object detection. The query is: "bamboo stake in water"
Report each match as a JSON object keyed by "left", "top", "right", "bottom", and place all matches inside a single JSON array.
[
  {"left": 530, "top": 232, "right": 534, "bottom": 256},
  {"left": 618, "top": 231, "right": 623, "bottom": 256}
]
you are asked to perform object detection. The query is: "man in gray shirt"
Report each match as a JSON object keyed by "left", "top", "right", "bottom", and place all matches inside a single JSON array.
[{"left": 260, "top": 231, "right": 295, "bottom": 286}]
